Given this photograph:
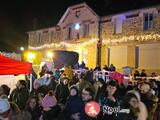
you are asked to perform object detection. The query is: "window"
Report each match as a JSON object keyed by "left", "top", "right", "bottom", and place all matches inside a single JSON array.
[
  {"left": 38, "top": 33, "right": 41, "bottom": 43},
  {"left": 83, "top": 24, "right": 89, "bottom": 37},
  {"left": 68, "top": 27, "right": 72, "bottom": 40},
  {"left": 143, "top": 13, "right": 153, "bottom": 30},
  {"left": 112, "top": 15, "right": 125, "bottom": 34},
  {"left": 113, "top": 18, "right": 123, "bottom": 34}
]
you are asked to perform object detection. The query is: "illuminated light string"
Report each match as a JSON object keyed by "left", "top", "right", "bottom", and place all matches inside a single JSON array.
[
  {"left": 29, "top": 33, "right": 160, "bottom": 50},
  {"left": 103, "top": 33, "right": 160, "bottom": 44},
  {"left": 29, "top": 38, "right": 97, "bottom": 50}
]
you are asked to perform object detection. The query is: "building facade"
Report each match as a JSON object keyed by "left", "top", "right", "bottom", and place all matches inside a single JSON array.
[{"left": 28, "top": 3, "right": 160, "bottom": 74}]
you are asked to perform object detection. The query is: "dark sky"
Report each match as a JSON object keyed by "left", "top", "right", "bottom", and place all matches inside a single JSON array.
[{"left": 0, "top": 0, "right": 159, "bottom": 52}]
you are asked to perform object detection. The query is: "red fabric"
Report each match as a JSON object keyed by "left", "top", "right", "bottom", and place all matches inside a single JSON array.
[
  {"left": 0, "top": 55, "right": 32, "bottom": 75},
  {"left": 109, "top": 72, "right": 124, "bottom": 85}
]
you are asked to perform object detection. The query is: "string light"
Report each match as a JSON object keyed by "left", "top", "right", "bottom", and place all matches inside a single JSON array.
[
  {"left": 104, "top": 33, "right": 160, "bottom": 45},
  {"left": 29, "top": 38, "right": 97, "bottom": 50},
  {"left": 29, "top": 33, "right": 160, "bottom": 50}
]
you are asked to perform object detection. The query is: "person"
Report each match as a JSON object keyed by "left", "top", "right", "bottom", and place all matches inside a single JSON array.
[
  {"left": 76, "top": 77, "right": 95, "bottom": 93},
  {"left": 98, "top": 80, "right": 119, "bottom": 120},
  {"left": 30, "top": 80, "right": 48, "bottom": 100},
  {"left": 95, "top": 78, "right": 106, "bottom": 100},
  {"left": 64, "top": 86, "right": 85, "bottom": 120},
  {"left": 0, "top": 98, "right": 11, "bottom": 120},
  {"left": 41, "top": 91, "right": 60, "bottom": 120},
  {"left": 140, "top": 69, "right": 147, "bottom": 77},
  {"left": 139, "top": 82, "right": 159, "bottom": 120},
  {"left": 94, "top": 64, "right": 101, "bottom": 71},
  {"left": 151, "top": 72, "right": 156, "bottom": 77},
  {"left": 0, "top": 84, "right": 10, "bottom": 99},
  {"left": 39, "top": 64, "right": 48, "bottom": 77},
  {"left": 65, "top": 88, "right": 96, "bottom": 120},
  {"left": 10, "top": 80, "right": 29, "bottom": 110},
  {"left": 74, "top": 63, "right": 79, "bottom": 70},
  {"left": 81, "top": 88, "right": 97, "bottom": 120},
  {"left": 108, "top": 64, "right": 116, "bottom": 71},
  {"left": 134, "top": 70, "right": 140, "bottom": 80},
  {"left": 63, "top": 65, "right": 73, "bottom": 80},
  {"left": 103, "top": 65, "right": 109, "bottom": 71},
  {"left": 80, "top": 61, "right": 86, "bottom": 69},
  {"left": 24, "top": 96, "right": 42, "bottom": 120},
  {"left": 0, "top": 98, "right": 29, "bottom": 120},
  {"left": 118, "top": 91, "right": 148, "bottom": 120},
  {"left": 54, "top": 77, "right": 69, "bottom": 105}
]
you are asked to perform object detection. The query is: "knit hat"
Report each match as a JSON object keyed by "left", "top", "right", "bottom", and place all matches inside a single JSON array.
[
  {"left": 41, "top": 91, "right": 57, "bottom": 109},
  {"left": 0, "top": 99, "right": 10, "bottom": 114}
]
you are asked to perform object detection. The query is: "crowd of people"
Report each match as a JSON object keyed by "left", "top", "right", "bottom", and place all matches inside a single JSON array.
[{"left": 0, "top": 63, "right": 159, "bottom": 120}]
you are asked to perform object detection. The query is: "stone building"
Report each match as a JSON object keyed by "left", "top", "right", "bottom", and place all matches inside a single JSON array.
[{"left": 28, "top": 3, "right": 160, "bottom": 74}]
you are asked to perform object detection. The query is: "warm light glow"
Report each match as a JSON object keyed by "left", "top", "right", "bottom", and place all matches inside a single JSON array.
[
  {"left": 27, "top": 53, "right": 36, "bottom": 60},
  {"left": 75, "top": 23, "right": 80, "bottom": 30},
  {"left": 20, "top": 47, "right": 24, "bottom": 51},
  {"left": 29, "top": 38, "right": 97, "bottom": 50},
  {"left": 47, "top": 51, "right": 54, "bottom": 58}
]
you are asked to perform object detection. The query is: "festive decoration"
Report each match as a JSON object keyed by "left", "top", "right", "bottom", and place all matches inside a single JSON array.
[
  {"left": 29, "top": 33, "right": 160, "bottom": 50},
  {"left": 29, "top": 38, "right": 97, "bottom": 50},
  {"left": 103, "top": 33, "right": 160, "bottom": 45},
  {"left": 85, "top": 101, "right": 100, "bottom": 118}
]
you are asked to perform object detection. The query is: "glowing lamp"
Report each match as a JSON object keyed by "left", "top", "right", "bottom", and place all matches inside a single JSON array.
[
  {"left": 75, "top": 23, "right": 80, "bottom": 30},
  {"left": 20, "top": 47, "right": 24, "bottom": 51},
  {"left": 47, "top": 51, "right": 54, "bottom": 59},
  {"left": 27, "top": 53, "right": 35, "bottom": 60}
]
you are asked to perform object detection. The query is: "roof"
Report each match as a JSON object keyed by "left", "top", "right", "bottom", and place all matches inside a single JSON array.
[{"left": 27, "top": 0, "right": 160, "bottom": 32}]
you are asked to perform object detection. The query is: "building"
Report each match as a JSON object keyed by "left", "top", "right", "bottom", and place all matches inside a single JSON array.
[{"left": 28, "top": 3, "right": 160, "bottom": 74}]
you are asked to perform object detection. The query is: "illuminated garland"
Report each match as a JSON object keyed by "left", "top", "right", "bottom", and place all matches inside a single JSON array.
[
  {"left": 29, "top": 38, "right": 97, "bottom": 50},
  {"left": 29, "top": 33, "right": 160, "bottom": 50},
  {"left": 103, "top": 33, "right": 160, "bottom": 45}
]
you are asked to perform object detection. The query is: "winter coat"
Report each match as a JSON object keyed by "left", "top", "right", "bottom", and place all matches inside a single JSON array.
[
  {"left": 10, "top": 87, "right": 29, "bottom": 110},
  {"left": 141, "top": 94, "right": 158, "bottom": 120},
  {"left": 24, "top": 106, "right": 42, "bottom": 120},
  {"left": 64, "top": 96, "right": 85, "bottom": 120},
  {"left": 98, "top": 96, "right": 119, "bottom": 120},
  {"left": 55, "top": 83, "right": 69, "bottom": 105}
]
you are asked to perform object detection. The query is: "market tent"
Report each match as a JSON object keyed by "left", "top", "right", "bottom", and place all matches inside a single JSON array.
[{"left": 0, "top": 55, "right": 32, "bottom": 75}]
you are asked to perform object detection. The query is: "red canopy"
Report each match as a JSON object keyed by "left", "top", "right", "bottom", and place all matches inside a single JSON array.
[{"left": 0, "top": 55, "right": 32, "bottom": 75}]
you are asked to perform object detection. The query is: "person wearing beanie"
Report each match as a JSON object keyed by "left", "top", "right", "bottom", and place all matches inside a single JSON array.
[
  {"left": 42, "top": 91, "right": 57, "bottom": 110},
  {"left": 10, "top": 80, "right": 29, "bottom": 110},
  {"left": 41, "top": 91, "right": 61, "bottom": 120}
]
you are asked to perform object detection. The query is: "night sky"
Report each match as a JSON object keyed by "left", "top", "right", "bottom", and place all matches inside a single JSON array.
[{"left": 0, "top": 0, "right": 159, "bottom": 52}]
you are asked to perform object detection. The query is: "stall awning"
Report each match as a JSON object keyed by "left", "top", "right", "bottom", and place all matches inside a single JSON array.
[{"left": 0, "top": 55, "right": 32, "bottom": 75}]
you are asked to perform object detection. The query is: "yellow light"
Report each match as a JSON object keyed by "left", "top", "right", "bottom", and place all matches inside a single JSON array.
[
  {"left": 47, "top": 51, "right": 54, "bottom": 59},
  {"left": 27, "top": 53, "right": 36, "bottom": 60}
]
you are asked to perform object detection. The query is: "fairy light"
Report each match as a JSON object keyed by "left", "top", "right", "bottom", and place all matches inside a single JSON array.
[
  {"left": 29, "top": 38, "right": 97, "bottom": 50},
  {"left": 29, "top": 33, "right": 160, "bottom": 50}
]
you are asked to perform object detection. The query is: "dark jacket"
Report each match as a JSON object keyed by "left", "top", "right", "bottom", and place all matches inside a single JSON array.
[
  {"left": 10, "top": 87, "right": 29, "bottom": 110},
  {"left": 65, "top": 96, "right": 85, "bottom": 120},
  {"left": 98, "top": 96, "right": 119, "bottom": 120},
  {"left": 24, "top": 106, "right": 41, "bottom": 120},
  {"left": 55, "top": 83, "right": 69, "bottom": 104},
  {"left": 42, "top": 105, "right": 61, "bottom": 120}
]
